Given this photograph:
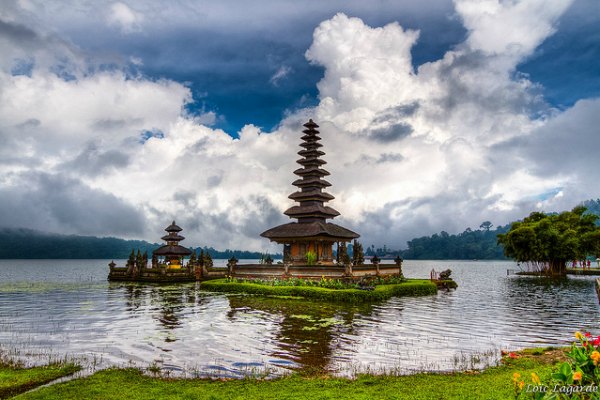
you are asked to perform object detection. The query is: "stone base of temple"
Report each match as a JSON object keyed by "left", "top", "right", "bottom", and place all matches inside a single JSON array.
[
  {"left": 107, "top": 262, "right": 403, "bottom": 282},
  {"left": 228, "top": 263, "right": 402, "bottom": 281},
  {"left": 107, "top": 264, "right": 225, "bottom": 282}
]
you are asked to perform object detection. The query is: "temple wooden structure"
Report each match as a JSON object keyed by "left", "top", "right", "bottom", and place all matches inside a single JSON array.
[
  {"left": 261, "top": 120, "right": 359, "bottom": 264},
  {"left": 108, "top": 221, "right": 223, "bottom": 282},
  {"left": 152, "top": 221, "right": 192, "bottom": 268},
  {"left": 226, "top": 119, "right": 402, "bottom": 280}
]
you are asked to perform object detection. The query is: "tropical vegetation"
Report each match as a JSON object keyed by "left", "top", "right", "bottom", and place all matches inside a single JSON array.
[
  {"left": 200, "top": 278, "right": 436, "bottom": 303},
  {"left": 512, "top": 331, "right": 600, "bottom": 399},
  {"left": 497, "top": 206, "right": 600, "bottom": 275},
  {"left": 400, "top": 222, "right": 510, "bottom": 260}
]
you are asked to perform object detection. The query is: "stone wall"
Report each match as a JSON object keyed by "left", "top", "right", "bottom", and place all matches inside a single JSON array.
[{"left": 229, "top": 263, "right": 401, "bottom": 280}]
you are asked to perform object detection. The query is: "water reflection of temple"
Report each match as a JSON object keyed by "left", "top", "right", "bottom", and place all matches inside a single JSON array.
[
  {"left": 110, "top": 282, "right": 205, "bottom": 343},
  {"left": 227, "top": 295, "right": 374, "bottom": 374}
]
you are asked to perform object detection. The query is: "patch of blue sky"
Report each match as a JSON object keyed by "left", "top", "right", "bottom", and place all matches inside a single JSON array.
[
  {"left": 533, "top": 187, "right": 564, "bottom": 202},
  {"left": 139, "top": 129, "right": 165, "bottom": 143},
  {"left": 10, "top": 58, "right": 34, "bottom": 77}
]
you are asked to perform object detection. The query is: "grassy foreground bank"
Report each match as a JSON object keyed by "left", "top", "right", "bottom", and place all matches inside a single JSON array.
[
  {"left": 11, "top": 349, "right": 563, "bottom": 400},
  {"left": 0, "top": 363, "right": 79, "bottom": 399},
  {"left": 200, "top": 279, "right": 437, "bottom": 302}
]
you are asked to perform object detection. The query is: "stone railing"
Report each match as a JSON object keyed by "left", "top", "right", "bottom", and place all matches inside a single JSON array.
[{"left": 227, "top": 262, "right": 401, "bottom": 280}]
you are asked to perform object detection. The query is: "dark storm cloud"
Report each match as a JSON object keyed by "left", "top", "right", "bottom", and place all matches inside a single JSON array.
[
  {"left": 348, "top": 153, "right": 405, "bottom": 167},
  {"left": 0, "top": 19, "right": 39, "bottom": 44},
  {"left": 0, "top": 17, "right": 80, "bottom": 60},
  {"left": 92, "top": 118, "right": 139, "bottom": 131},
  {"left": 425, "top": 51, "right": 548, "bottom": 119},
  {"left": 0, "top": 172, "right": 145, "bottom": 235},
  {"left": 369, "top": 122, "right": 414, "bottom": 142},
  {"left": 377, "top": 153, "right": 404, "bottom": 163},
  {"left": 355, "top": 192, "right": 511, "bottom": 249},
  {"left": 173, "top": 191, "right": 196, "bottom": 208},
  {"left": 190, "top": 137, "right": 210, "bottom": 153},
  {"left": 238, "top": 195, "right": 287, "bottom": 238},
  {"left": 37, "top": 0, "right": 463, "bottom": 133},
  {"left": 492, "top": 99, "right": 600, "bottom": 178},
  {"left": 16, "top": 118, "right": 41, "bottom": 129},
  {"left": 153, "top": 194, "right": 286, "bottom": 247},
  {"left": 60, "top": 143, "right": 130, "bottom": 177},
  {"left": 207, "top": 174, "right": 223, "bottom": 188},
  {"left": 372, "top": 103, "right": 420, "bottom": 124}
]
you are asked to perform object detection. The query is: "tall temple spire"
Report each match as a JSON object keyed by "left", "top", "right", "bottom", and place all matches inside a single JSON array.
[
  {"left": 284, "top": 120, "right": 340, "bottom": 222},
  {"left": 261, "top": 119, "right": 359, "bottom": 264}
]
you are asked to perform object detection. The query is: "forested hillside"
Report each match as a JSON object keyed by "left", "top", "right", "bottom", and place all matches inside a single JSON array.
[
  {"left": 401, "top": 223, "right": 510, "bottom": 260},
  {"left": 0, "top": 228, "right": 277, "bottom": 259}
]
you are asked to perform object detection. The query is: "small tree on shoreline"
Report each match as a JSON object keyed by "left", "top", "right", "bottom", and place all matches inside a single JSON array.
[{"left": 497, "top": 206, "right": 600, "bottom": 275}]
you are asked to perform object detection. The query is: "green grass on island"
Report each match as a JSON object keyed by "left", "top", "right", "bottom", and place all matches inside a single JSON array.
[
  {"left": 0, "top": 362, "right": 79, "bottom": 399},
  {"left": 200, "top": 278, "right": 438, "bottom": 302},
  {"left": 11, "top": 348, "right": 566, "bottom": 400}
]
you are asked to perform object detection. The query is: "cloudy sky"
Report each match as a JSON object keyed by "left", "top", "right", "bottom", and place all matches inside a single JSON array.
[{"left": 0, "top": 0, "right": 598, "bottom": 251}]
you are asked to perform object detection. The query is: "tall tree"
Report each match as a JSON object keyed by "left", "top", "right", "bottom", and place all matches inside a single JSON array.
[
  {"left": 497, "top": 206, "right": 600, "bottom": 275},
  {"left": 480, "top": 221, "right": 493, "bottom": 231}
]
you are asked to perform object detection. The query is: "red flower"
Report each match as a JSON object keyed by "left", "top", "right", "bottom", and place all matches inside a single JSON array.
[
  {"left": 509, "top": 352, "right": 518, "bottom": 359},
  {"left": 594, "top": 337, "right": 600, "bottom": 347},
  {"left": 585, "top": 332, "right": 592, "bottom": 338}
]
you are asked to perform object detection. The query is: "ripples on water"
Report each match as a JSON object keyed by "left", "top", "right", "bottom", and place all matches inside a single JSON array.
[{"left": 0, "top": 259, "right": 598, "bottom": 377}]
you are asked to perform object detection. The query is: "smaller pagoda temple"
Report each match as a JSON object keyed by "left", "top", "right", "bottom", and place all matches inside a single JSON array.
[
  {"left": 152, "top": 221, "right": 192, "bottom": 268},
  {"left": 108, "top": 221, "right": 205, "bottom": 282},
  {"left": 260, "top": 119, "right": 359, "bottom": 264}
]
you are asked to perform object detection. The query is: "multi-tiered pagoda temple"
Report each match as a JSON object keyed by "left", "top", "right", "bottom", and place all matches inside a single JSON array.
[
  {"left": 261, "top": 119, "right": 359, "bottom": 264},
  {"left": 153, "top": 221, "right": 193, "bottom": 268}
]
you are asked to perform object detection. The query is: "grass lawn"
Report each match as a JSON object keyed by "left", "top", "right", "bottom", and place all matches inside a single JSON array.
[
  {"left": 13, "top": 349, "right": 565, "bottom": 400},
  {"left": 0, "top": 363, "right": 79, "bottom": 399},
  {"left": 200, "top": 279, "right": 437, "bottom": 302}
]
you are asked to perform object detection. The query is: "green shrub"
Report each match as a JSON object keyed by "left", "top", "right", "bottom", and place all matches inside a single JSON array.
[
  {"left": 512, "top": 331, "right": 600, "bottom": 399},
  {"left": 305, "top": 251, "right": 317, "bottom": 265},
  {"left": 200, "top": 279, "right": 437, "bottom": 303}
]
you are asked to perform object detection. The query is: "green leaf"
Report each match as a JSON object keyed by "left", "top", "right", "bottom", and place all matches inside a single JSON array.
[
  {"left": 551, "top": 372, "right": 566, "bottom": 381},
  {"left": 560, "top": 362, "right": 572, "bottom": 377}
]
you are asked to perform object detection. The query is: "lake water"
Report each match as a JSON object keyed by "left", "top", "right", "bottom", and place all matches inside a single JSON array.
[{"left": 0, "top": 259, "right": 598, "bottom": 377}]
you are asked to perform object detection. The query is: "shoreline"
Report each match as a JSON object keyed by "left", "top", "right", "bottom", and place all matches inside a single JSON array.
[{"left": 3, "top": 347, "right": 567, "bottom": 399}]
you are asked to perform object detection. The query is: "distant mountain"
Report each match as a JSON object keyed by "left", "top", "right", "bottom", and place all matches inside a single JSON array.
[{"left": 0, "top": 228, "right": 279, "bottom": 259}]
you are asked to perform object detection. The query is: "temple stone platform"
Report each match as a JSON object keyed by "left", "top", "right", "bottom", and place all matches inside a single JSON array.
[
  {"left": 108, "top": 259, "right": 403, "bottom": 283},
  {"left": 226, "top": 257, "right": 403, "bottom": 281},
  {"left": 108, "top": 263, "right": 226, "bottom": 282}
]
